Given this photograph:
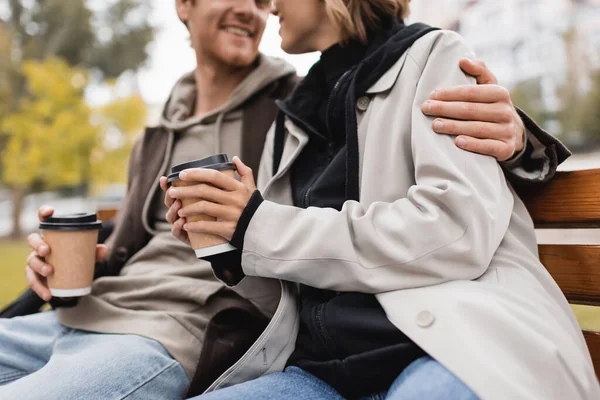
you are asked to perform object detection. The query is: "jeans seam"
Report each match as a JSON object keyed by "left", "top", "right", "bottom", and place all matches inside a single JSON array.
[
  {"left": 49, "top": 329, "right": 71, "bottom": 357},
  {"left": 118, "top": 361, "right": 182, "bottom": 400}
]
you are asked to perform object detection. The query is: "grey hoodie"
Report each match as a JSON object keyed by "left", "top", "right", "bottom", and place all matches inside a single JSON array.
[{"left": 57, "top": 55, "right": 296, "bottom": 379}]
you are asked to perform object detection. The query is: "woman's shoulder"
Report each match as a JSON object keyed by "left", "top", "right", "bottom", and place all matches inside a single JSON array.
[
  {"left": 405, "top": 29, "right": 475, "bottom": 73},
  {"left": 366, "top": 29, "right": 475, "bottom": 96}
]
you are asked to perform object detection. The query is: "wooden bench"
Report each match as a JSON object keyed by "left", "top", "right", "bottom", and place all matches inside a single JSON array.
[
  {"left": 521, "top": 168, "right": 600, "bottom": 378},
  {"left": 97, "top": 207, "right": 120, "bottom": 223}
]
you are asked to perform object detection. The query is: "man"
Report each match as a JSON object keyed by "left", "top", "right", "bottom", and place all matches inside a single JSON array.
[{"left": 0, "top": 0, "right": 567, "bottom": 398}]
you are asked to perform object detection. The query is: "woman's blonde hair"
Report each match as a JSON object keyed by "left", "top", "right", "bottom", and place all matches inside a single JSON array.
[{"left": 324, "top": 0, "right": 411, "bottom": 43}]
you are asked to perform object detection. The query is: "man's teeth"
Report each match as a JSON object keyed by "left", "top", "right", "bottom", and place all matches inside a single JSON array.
[{"left": 225, "top": 27, "right": 251, "bottom": 37}]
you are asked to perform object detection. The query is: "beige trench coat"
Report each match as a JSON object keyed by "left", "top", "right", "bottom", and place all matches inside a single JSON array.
[{"left": 207, "top": 30, "right": 599, "bottom": 399}]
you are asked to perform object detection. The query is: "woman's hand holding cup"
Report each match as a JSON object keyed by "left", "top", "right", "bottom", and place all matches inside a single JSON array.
[
  {"left": 161, "top": 176, "right": 191, "bottom": 246},
  {"left": 164, "top": 156, "right": 256, "bottom": 243}
]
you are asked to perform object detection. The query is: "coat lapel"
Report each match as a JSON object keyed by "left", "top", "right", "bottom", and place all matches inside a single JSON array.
[{"left": 263, "top": 118, "right": 309, "bottom": 199}]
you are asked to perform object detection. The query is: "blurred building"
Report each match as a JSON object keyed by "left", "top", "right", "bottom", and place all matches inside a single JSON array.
[{"left": 411, "top": 0, "right": 600, "bottom": 112}]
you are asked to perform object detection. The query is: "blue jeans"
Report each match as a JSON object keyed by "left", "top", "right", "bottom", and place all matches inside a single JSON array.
[
  {"left": 0, "top": 311, "right": 189, "bottom": 399},
  {"left": 195, "top": 356, "right": 478, "bottom": 400}
]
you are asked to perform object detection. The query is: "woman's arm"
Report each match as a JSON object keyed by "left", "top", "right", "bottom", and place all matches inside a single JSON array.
[{"left": 238, "top": 31, "right": 514, "bottom": 293}]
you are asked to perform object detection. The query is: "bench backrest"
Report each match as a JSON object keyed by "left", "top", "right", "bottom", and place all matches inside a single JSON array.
[{"left": 520, "top": 168, "right": 600, "bottom": 378}]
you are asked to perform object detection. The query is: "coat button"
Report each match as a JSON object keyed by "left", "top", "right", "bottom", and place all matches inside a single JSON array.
[
  {"left": 356, "top": 96, "right": 370, "bottom": 111},
  {"left": 416, "top": 311, "right": 435, "bottom": 328}
]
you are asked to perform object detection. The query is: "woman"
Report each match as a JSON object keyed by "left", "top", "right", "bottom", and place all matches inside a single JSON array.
[{"left": 164, "top": 0, "right": 599, "bottom": 398}]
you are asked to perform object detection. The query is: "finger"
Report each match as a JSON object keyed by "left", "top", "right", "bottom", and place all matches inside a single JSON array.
[
  {"left": 159, "top": 176, "right": 169, "bottom": 192},
  {"left": 179, "top": 200, "right": 238, "bottom": 221},
  {"left": 422, "top": 101, "right": 513, "bottom": 123},
  {"left": 26, "top": 266, "right": 51, "bottom": 302},
  {"left": 432, "top": 119, "right": 512, "bottom": 142},
  {"left": 38, "top": 205, "right": 54, "bottom": 222},
  {"left": 185, "top": 220, "right": 236, "bottom": 240},
  {"left": 233, "top": 157, "right": 256, "bottom": 190},
  {"left": 27, "top": 233, "right": 50, "bottom": 257},
  {"left": 429, "top": 84, "right": 510, "bottom": 104},
  {"left": 27, "top": 251, "right": 52, "bottom": 277},
  {"left": 166, "top": 200, "right": 182, "bottom": 224},
  {"left": 164, "top": 186, "right": 175, "bottom": 208},
  {"left": 164, "top": 193, "right": 174, "bottom": 209},
  {"left": 172, "top": 217, "right": 189, "bottom": 243},
  {"left": 455, "top": 136, "right": 515, "bottom": 161},
  {"left": 96, "top": 244, "right": 110, "bottom": 262},
  {"left": 459, "top": 58, "right": 498, "bottom": 85},
  {"left": 179, "top": 168, "right": 241, "bottom": 191},
  {"left": 169, "top": 184, "right": 232, "bottom": 204}
]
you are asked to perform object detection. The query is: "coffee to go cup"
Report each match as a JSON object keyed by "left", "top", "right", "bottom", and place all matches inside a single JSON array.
[
  {"left": 39, "top": 213, "right": 102, "bottom": 297},
  {"left": 167, "top": 154, "right": 238, "bottom": 258}
]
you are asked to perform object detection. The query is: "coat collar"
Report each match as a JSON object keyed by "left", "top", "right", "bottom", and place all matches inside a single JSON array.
[{"left": 365, "top": 52, "right": 410, "bottom": 95}]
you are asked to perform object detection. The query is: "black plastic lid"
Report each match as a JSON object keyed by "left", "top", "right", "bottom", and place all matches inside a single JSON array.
[
  {"left": 167, "top": 154, "right": 236, "bottom": 184},
  {"left": 39, "top": 212, "right": 102, "bottom": 231}
]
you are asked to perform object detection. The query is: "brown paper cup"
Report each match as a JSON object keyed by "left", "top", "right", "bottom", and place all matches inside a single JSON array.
[
  {"left": 173, "top": 168, "right": 237, "bottom": 258},
  {"left": 39, "top": 212, "right": 101, "bottom": 297},
  {"left": 42, "top": 229, "right": 99, "bottom": 297}
]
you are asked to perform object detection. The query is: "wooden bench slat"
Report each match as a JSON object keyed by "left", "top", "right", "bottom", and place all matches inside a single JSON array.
[
  {"left": 583, "top": 330, "right": 600, "bottom": 378},
  {"left": 539, "top": 244, "right": 600, "bottom": 305},
  {"left": 97, "top": 208, "right": 119, "bottom": 222},
  {"left": 521, "top": 169, "right": 600, "bottom": 228}
]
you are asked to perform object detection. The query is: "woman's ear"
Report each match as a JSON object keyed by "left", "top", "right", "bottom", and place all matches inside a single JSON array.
[{"left": 175, "top": 0, "right": 192, "bottom": 26}]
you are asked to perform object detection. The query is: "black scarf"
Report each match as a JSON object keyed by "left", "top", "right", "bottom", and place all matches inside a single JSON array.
[{"left": 274, "top": 17, "right": 438, "bottom": 201}]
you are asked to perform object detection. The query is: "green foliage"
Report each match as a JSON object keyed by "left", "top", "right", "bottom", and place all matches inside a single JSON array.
[
  {"left": 0, "top": 0, "right": 154, "bottom": 236},
  {"left": 511, "top": 71, "right": 600, "bottom": 148},
  {"left": 510, "top": 79, "right": 547, "bottom": 129},
  {"left": 578, "top": 71, "right": 600, "bottom": 143},
  {"left": 0, "top": 240, "right": 30, "bottom": 308},
  {"left": 0, "top": 0, "right": 155, "bottom": 152},
  {"left": 1, "top": 57, "right": 147, "bottom": 190},
  {"left": 556, "top": 69, "right": 600, "bottom": 147},
  {"left": 1, "top": 58, "right": 97, "bottom": 189},
  {"left": 91, "top": 91, "right": 148, "bottom": 185},
  {"left": 2, "top": 0, "right": 155, "bottom": 78},
  {"left": 89, "top": 0, "right": 155, "bottom": 78}
]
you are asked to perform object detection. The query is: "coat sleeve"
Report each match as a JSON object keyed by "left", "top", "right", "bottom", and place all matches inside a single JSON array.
[
  {"left": 500, "top": 108, "right": 571, "bottom": 187},
  {"left": 241, "top": 31, "right": 514, "bottom": 293}
]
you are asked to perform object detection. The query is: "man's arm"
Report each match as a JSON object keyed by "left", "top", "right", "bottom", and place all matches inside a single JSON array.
[
  {"left": 504, "top": 107, "right": 571, "bottom": 186},
  {"left": 421, "top": 58, "right": 570, "bottom": 186}
]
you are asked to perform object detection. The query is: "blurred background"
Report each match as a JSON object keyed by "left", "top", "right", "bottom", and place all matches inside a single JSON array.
[{"left": 1, "top": 0, "right": 599, "bottom": 317}]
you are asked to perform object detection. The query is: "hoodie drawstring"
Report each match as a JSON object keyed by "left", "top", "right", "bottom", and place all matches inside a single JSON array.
[{"left": 213, "top": 112, "right": 226, "bottom": 154}]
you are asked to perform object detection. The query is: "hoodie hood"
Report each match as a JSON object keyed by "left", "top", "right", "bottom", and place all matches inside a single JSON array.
[{"left": 160, "top": 54, "right": 296, "bottom": 132}]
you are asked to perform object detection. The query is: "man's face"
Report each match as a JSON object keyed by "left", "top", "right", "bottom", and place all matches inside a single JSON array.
[{"left": 177, "top": 0, "right": 271, "bottom": 67}]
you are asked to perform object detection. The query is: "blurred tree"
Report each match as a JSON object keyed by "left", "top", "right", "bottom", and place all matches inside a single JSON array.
[
  {"left": 557, "top": 26, "right": 596, "bottom": 148},
  {"left": 1, "top": 59, "right": 98, "bottom": 238},
  {"left": 578, "top": 70, "right": 600, "bottom": 144},
  {"left": 91, "top": 90, "right": 147, "bottom": 185},
  {"left": 510, "top": 79, "right": 546, "bottom": 130},
  {"left": 1, "top": 58, "right": 147, "bottom": 238},
  {"left": 0, "top": 0, "right": 154, "bottom": 237},
  {"left": 2, "top": 0, "right": 154, "bottom": 76}
]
